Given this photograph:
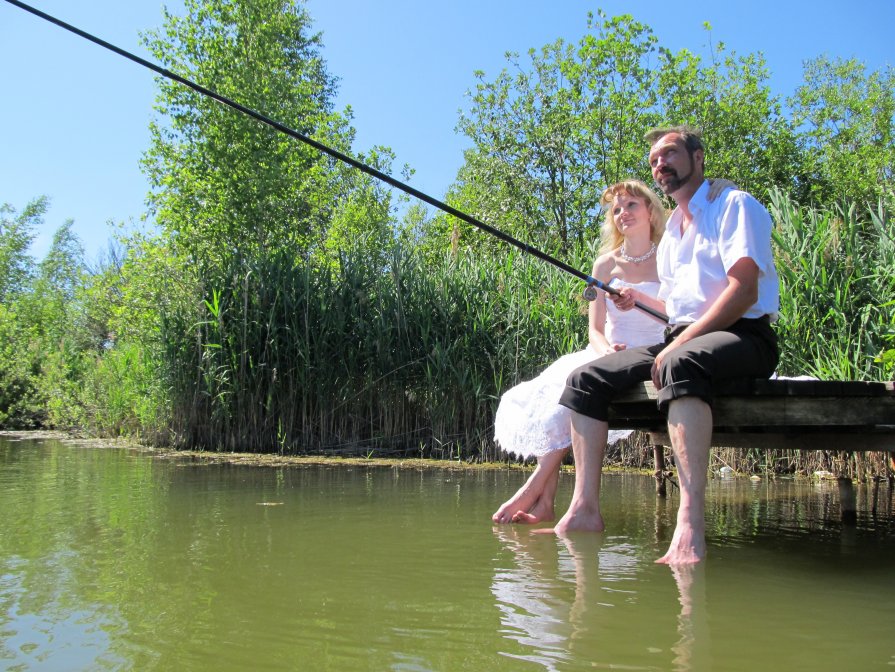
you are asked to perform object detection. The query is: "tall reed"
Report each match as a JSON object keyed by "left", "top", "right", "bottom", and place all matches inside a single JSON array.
[
  {"left": 125, "top": 191, "right": 894, "bottom": 477},
  {"left": 158, "top": 238, "right": 591, "bottom": 458},
  {"left": 770, "top": 189, "right": 893, "bottom": 380}
]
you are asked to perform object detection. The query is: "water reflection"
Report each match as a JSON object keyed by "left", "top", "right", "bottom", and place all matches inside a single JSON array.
[
  {"left": 3, "top": 436, "right": 895, "bottom": 671},
  {"left": 490, "top": 527, "right": 575, "bottom": 669},
  {"left": 491, "top": 525, "right": 698, "bottom": 671},
  {"left": 489, "top": 472, "right": 895, "bottom": 671},
  {"left": 668, "top": 563, "right": 710, "bottom": 672}
]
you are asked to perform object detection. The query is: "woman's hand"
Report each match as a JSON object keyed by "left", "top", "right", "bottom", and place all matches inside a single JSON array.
[
  {"left": 707, "top": 178, "right": 739, "bottom": 201},
  {"left": 601, "top": 343, "right": 626, "bottom": 356},
  {"left": 609, "top": 287, "right": 640, "bottom": 312}
]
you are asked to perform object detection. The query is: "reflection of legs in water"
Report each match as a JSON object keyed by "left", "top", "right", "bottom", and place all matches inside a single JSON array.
[
  {"left": 669, "top": 562, "right": 710, "bottom": 671},
  {"left": 492, "top": 448, "right": 568, "bottom": 524},
  {"left": 490, "top": 526, "right": 574, "bottom": 668},
  {"left": 557, "top": 534, "right": 603, "bottom": 639}
]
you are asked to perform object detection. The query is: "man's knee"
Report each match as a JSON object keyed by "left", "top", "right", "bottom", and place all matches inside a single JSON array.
[
  {"left": 656, "top": 348, "right": 714, "bottom": 411},
  {"left": 561, "top": 365, "right": 612, "bottom": 421},
  {"left": 657, "top": 347, "right": 709, "bottom": 387}
]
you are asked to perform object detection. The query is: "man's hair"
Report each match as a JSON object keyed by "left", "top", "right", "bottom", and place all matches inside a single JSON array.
[
  {"left": 644, "top": 125, "right": 704, "bottom": 154},
  {"left": 644, "top": 125, "right": 705, "bottom": 171}
]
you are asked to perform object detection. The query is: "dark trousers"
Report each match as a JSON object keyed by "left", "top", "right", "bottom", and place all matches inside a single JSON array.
[{"left": 558, "top": 317, "right": 779, "bottom": 420}]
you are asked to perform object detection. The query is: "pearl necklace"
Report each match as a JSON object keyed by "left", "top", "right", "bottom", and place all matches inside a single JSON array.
[{"left": 619, "top": 242, "right": 656, "bottom": 263}]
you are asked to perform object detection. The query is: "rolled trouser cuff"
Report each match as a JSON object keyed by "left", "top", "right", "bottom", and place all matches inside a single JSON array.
[
  {"left": 558, "top": 345, "right": 658, "bottom": 422},
  {"left": 656, "top": 379, "right": 713, "bottom": 413},
  {"left": 655, "top": 317, "right": 778, "bottom": 412},
  {"left": 558, "top": 384, "right": 610, "bottom": 422}
]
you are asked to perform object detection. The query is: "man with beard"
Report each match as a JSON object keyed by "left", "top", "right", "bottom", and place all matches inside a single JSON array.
[{"left": 549, "top": 126, "right": 780, "bottom": 565}]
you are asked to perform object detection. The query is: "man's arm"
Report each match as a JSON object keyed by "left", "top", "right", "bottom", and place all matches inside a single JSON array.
[{"left": 651, "top": 257, "right": 759, "bottom": 385}]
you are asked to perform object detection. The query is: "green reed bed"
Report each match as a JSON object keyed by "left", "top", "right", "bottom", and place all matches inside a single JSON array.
[
  {"left": 98, "top": 193, "right": 892, "bottom": 476},
  {"left": 157, "top": 241, "right": 590, "bottom": 458},
  {"left": 770, "top": 190, "right": 894, "bottom": 380},
  {"left": 720, "top": 191, "right": 894, "bottom": 477}
]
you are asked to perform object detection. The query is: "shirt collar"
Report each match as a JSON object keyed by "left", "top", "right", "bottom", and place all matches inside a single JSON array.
[
  {"left": 689, "top": 179, "right": 711, "bottom": 217},
  {"left": 665, "top": 179, "right": 711, "bottom": 236}
]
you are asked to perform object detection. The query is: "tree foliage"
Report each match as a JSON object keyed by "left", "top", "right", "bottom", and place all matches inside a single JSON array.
[
  {"left": 790, "top": 56, "right": 895, "bottom": 209},
  {"left": 0, "top": 198, "right": 43, "bottom": 303},
  {"left": 0, "top": 200, "right": 91, "bottom": 428},
  {"left": 448, "top": 13, "right": 808, "bottom": 256},
  {"left": 140, "top": 0, "right": 396, "bottom": 269},
  {"left": 450, "top": 13, "right": 660, "bottom": 256},
  {"left": 655, "top": 28, "right": 804, "bottom": 204}
]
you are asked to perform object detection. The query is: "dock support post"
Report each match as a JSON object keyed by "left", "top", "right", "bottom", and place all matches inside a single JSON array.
[
  {"left": 837, "top": 477, "right": 858, "bottom": 525},
  {"left": 653, "top": 444, "right": 667, "bottom": 498}
]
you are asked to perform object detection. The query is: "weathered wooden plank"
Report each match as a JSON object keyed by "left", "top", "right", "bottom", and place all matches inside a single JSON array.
[
  {"left": 647, "top": 431, "right": 895, "bottom": 453},
  {"left": 606, "top": 379, "right": 895, "bottom": 451},
  {"left": 715, "top": 397, "right": 895, "bottom": 427},
  {"left": 614, "top": 379, "right": 895, "bottom": 400},
  {"left": 712, "top": 398, "right": 788, "bottom": 425}
]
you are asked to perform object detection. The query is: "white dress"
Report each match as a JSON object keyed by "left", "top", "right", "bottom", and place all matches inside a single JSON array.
[{"left": 494, "top": 280, "right": 664, "bottom": 459}]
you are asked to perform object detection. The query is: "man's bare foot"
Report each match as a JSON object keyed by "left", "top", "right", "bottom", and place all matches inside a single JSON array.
[
  {"left": 536, "top": 504, "right": 605, "bottom": 536},
  {"left": 655, "top": 522, "right": 706, "bottom": 564}
]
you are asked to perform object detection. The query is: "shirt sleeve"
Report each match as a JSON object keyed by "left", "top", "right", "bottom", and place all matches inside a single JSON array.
[
  {"left": 656, "top": 236, "right": 674, "bottom": 301},
  {"left": 717, "top": 191, "right": 775, "bottom": 276}
]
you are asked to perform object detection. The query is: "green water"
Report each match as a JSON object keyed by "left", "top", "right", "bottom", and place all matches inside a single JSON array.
[{"left": 2, "top": 436, "right": 895, "bottom": 671}]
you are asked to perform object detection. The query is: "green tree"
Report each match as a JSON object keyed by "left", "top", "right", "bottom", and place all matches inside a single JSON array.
[
  {"left": 789, "top": 56, "right": 895, "bottom": 209},
  {"left": 0, "top": 303, "right": 41, "bottom": 427},
  {"left": 0, "top": 198, "right": 43, "bottom": 427},
  {"left": 448, "top": 12, "right": 809, "bottom": 259},
  {"left": 26, "top": 223, "right": 90, "bottom": 427},
  {"left": 451, "top": 12, "right": 659, "bottom": 256},
  {"left": 26, "top": 221, "right": 86, "bottom": 340},
  {"left": 655, "top": 26, "right": 806, "bottom": 204},
  {"left": 318, "top": 145, "right": 405, "bottom": 271},
  {"left": 0, "top": 205, "right": 88, "bottom": 429},
  {"left": 141, "top": 0, "right": 396, "bottom": 267},
  {"left": 70, "top": 232, "right": 192, "bottom": 438},
  {"left": 0, "top": 197, "right": 43, "bottom": 302}
]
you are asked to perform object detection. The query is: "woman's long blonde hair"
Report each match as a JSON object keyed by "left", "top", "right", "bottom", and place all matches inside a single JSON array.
[{"left": 598, "top": 180, "right": 667, "bottom": 254}]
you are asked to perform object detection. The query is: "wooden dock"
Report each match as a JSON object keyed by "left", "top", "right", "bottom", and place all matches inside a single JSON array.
[
  {"left": 608, "top": 378, "right": 895, "bottom": 503},
  {"left": 608, "top": 378, "right": 895, "bottom": 452}
]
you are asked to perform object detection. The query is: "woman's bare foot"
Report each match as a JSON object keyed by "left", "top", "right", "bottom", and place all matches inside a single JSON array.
[
  {"left": 492, "top": 481, "right": 540, "bottom": 524},
  {"left": 510, "top": 493, "right": 556, "bottom": 524},
  {"left": 492, "top": 451, "right": 566, "bottom": 524}
]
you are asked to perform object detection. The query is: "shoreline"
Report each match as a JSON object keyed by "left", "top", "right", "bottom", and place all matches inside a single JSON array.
[
  {"left": 4, "top": 429, "right": 858, "bottom": 480},
  {"left": 0, "top": 429, "right": 559, "bottom": 472}
]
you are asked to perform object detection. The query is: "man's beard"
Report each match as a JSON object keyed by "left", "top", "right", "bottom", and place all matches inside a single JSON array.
[{"left": 655, "top": 152, "right": 695, "bottom": 195}]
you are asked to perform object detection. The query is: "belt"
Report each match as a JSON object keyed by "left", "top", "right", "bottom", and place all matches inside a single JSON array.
[
  {"left": 663, "top": 323, "right": 691, "bottom": 341},
  {"left": 663, "top": 315, "right": 771, "bottom": 341}
]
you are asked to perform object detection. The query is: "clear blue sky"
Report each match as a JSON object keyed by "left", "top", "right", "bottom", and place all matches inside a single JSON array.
[{"left": 1, "top": 0, "right": 892, "bottom": 262}]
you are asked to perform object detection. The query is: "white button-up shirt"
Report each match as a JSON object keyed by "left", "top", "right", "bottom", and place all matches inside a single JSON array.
[{"left": 657, "top": 180, "right": 779, "bottom": 325}]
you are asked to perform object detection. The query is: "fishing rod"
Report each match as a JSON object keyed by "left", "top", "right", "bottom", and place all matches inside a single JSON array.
[{"left": 5, "top": 0, "right": 669, "bottom": 324}]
